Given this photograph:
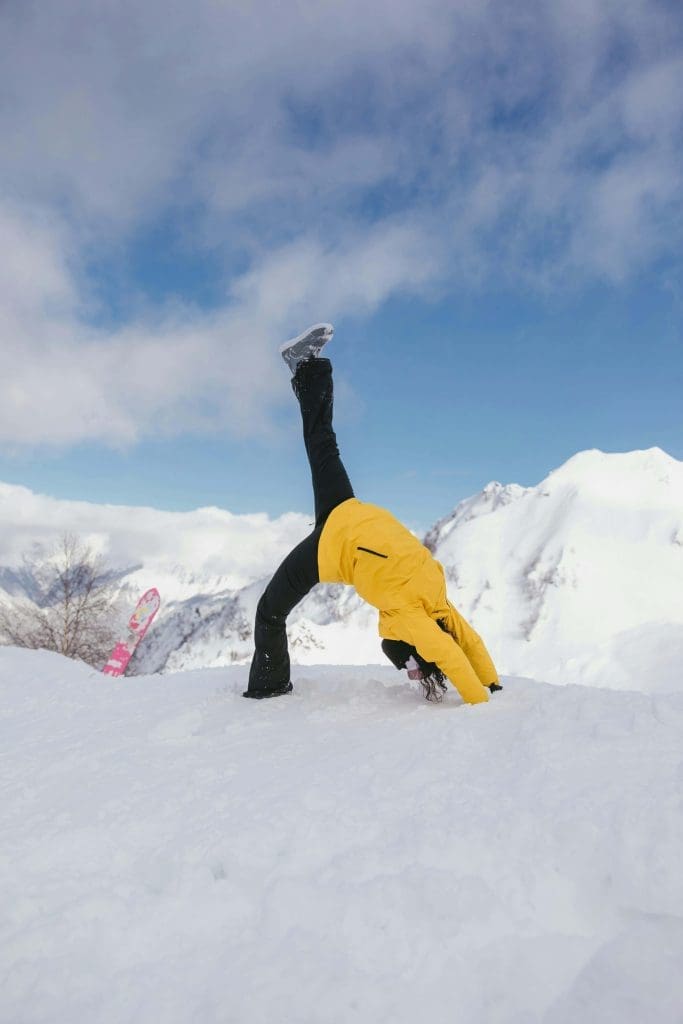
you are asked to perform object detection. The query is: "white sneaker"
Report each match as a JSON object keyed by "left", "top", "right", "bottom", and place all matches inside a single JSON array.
[{"left": 279, "top": 323, "right": 334, "bottom": 374}]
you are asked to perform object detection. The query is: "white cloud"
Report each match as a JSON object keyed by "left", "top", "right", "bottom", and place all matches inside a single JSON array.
[
  {"left": 0, "top": 206, "right": 75, "bottom": 317},
  {"left": 0, "top": 478, "right": 311, "bottom": 593},
  {"left": 0, "top": 0, "right": 681, "bottom": 446},
  {"left": 0, "top": 209, "right": 437, "bottom": 445}
]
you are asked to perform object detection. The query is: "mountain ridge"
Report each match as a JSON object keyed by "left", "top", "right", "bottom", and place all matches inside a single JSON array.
[{"left": 1, "top": 446, "right": 681, "bottom": 691}]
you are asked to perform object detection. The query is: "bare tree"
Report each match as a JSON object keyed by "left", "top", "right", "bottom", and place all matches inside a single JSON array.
[{"left": 0, "top": 533, "right": 121, "bottom": 668}]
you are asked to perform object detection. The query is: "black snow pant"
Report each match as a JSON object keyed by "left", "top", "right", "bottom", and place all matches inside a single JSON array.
[{"left": 245, "top": 358, "right": 354, "bottom": 695}]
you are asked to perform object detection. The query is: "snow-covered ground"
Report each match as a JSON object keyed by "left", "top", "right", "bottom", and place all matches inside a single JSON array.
[{"left": 2, "top": 647, "right": 682, "bottom": 1023}]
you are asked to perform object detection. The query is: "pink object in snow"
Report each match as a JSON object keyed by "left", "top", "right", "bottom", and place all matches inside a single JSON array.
[{"left": 102, "top": 587, "right": 161, "bottom": 677}]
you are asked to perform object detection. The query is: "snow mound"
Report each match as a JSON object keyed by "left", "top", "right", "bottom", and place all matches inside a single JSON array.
[{"left": 2, "top": 648, "right": 682, "bottom": 1023}]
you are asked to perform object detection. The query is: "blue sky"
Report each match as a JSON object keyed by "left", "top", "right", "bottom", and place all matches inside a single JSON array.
[{"left": 1, "top": 0, "right": 681, "bottom": 531}]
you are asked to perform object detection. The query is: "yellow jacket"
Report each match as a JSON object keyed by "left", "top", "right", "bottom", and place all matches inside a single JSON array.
[{"left": 318, "top": 498, "right": 497, "bottom": 704}]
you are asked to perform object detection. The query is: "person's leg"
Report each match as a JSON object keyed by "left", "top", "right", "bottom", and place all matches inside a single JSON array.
[
  {"left": 245, "top": 355, "right": 352, "bottom": 697},
  {"left": 244, "top": 527, "right": 321, "bottom": 697},
  {"left": 292, "top": 357, "right": 354, "bottom": 527}
]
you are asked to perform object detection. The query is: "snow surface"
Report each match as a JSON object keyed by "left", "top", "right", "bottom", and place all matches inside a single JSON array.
[{"left": 2, "top": 647, "right": 683, "bottom": 1023}]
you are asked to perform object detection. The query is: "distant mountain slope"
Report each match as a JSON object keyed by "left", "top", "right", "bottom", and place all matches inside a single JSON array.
[
  {"left": 425, "top": 447, "right": 683, "bottom": 692},
  {"left": 1, "top": 447, "right": 682, "bottom": 691}
]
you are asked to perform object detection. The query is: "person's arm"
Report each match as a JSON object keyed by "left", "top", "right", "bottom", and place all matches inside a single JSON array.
[
  {"left": 438, "top": 600, "right": 501, "bottom": 690},
  {"left": 380, "top": 606, "right": 490, "bottom": 705}
]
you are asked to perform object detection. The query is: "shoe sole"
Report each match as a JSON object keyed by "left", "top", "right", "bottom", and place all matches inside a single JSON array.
[
  {"left": 279, "top": 322, "right": 334, "bottom": 357},
  {"left": 242, "top": 682, "right": 294, "bottom": 699}
]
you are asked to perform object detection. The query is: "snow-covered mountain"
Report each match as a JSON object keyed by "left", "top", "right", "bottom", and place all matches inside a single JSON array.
[
  {"left": 425, "top": 446, "right": 683, "bottom": 693},
  {"left": 1, "top": 446, "right": 682, "bottom": 691}
]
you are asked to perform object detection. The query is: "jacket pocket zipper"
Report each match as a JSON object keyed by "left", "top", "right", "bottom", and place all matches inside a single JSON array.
[{"left": 357, "top": 546, "right": 388, "bottom": 559}]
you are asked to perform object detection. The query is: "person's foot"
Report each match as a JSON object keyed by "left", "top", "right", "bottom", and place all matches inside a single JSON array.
[
  {"left": 280, "top": 323, "right": 333, "bottom": 374},
  {"left": 242, "top": 682, "right": 294, "bottom": 699}
]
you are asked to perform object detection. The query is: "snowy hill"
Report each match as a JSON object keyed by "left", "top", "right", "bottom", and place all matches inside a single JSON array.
[
  {"left": 2, "top": 647, "right": 682, "bottom": 1023},
  {"left": 425, "top": 447, "right": 683, "bottom": 693},
  {"left": 1, "top": 447, "right": 682, "bottom": 691}
]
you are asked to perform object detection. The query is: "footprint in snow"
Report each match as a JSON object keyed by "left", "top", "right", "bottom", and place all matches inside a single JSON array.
[{"left": 148, "top": 709, "right": 204, "bottom": 744}]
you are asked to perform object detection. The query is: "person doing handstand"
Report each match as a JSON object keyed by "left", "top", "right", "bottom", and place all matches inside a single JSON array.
[{"left": 244, "top": 324, "right": 502, "bottom": 704}]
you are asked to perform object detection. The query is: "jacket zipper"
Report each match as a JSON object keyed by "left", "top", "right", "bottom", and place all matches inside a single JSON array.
[{"left": 357, "top": 545, "right": 388, "bottom": 559}]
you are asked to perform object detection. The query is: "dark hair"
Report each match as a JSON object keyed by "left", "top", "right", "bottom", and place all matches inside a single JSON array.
[
  {"left": 381, "top": 639, "right": 448, "bottom": 702},
  {"left": 418, "top": 667, "right": 448, "bottom": 702}
]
